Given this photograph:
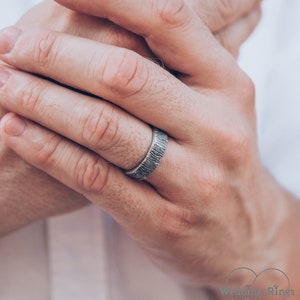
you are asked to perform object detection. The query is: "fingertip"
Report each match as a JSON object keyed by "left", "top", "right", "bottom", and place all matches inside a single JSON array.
[
  {"left": 0, "top": 26, "right": 22, "bottom": 55},
  {"left": 0, "top": 113, "right": 26, "bottom": 137}
]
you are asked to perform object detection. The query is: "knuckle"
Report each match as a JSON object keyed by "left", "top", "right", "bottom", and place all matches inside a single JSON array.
[
  {"left": 159, "top": 206, "right": 197, "bottom": 240},
  {"left": 155, "top": 0, "right": 188, "bottom": 28},
  {"left": 222, "top": 126, "right": 253, "bottom": 167},
  {"left": 36, "top": 135, "right": 61, "bottom": 167},
  {"left": 216, "top": 0, "right": 238, "bottom": 23},
  {"left": 20, "top": 80, "right": 45, "bottom": 113},
  {"left": 74, "top": 154, "right": 110, "bottom": 194},
  {"left": 100, "top": 49, "right": 148, "bottom": 97},
  {"left": 196, "top": 165, "right": 225, "bottom": 199},
  {"left": 81, "top": 105, "right": 120, "bottom": 151},
  {"left": 32, "top": 30, "right": 60, "bottom": 67}
]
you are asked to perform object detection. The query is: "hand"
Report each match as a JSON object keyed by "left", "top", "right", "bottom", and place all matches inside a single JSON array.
[
  {"left": 0, "top": 76, "right": 87, "bottom": 237},
  {"left": 18, "top": 0, "right": 261, "bottom": 57},
  {"left": 0, "top": 0, "right": 295, "bottom": 290},
  {"left": 0, "top": 0, "right": 261, "bottom": 235}
]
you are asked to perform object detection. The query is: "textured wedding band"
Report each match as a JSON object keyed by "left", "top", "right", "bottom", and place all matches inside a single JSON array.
[{"left": 125, "top": 128, "right": 168, "bottom": 181}]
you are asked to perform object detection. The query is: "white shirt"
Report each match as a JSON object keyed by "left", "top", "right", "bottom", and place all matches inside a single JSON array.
[{"left": 0, "top": 0, "right": 299, "bottom": 299}]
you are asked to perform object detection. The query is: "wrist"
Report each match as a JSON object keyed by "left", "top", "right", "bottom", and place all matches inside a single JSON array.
[
  {"left": 247, "top": 167, "right": 291, "bottom": 269},
  {"left": 218, "top": 167, "right": 298, "bottom": 299}
]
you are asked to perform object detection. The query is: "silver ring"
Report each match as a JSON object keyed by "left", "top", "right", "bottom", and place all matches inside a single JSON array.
[{"left": 125, "top": 128, "right": 168, "bottom": 181}]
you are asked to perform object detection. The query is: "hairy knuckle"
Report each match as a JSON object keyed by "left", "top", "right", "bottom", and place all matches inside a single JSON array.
[
  {"left": 101, "top": 49, "right": 147, "bottom": 96},
  {"left": 81, "top": 105, "right": 120, "bottom": 151},
  {"left": 33, "top": 31, "right": 60, "bottom": 67},
  {"left": 75, "top": 155, "right": 110, "bottom": 193}
]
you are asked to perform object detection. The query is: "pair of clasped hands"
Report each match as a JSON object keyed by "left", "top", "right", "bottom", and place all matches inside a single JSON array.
[{"left": 0, "top": 0, "right": 297, "bottom": 293}]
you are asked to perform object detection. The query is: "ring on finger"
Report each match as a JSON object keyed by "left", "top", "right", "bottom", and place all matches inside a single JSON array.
[{"left": 125, "top": 127, "right": 168, "bottom": 181}]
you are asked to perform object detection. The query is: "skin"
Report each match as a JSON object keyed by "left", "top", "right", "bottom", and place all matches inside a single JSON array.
[
  {"left": 1, "top": 0, "right": 300, "bottom": 296},
  {"left": 0, "top": 0, "right": 261, "bottom": 236}
]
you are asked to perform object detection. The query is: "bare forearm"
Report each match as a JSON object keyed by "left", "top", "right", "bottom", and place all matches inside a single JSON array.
[{"left": 0, "top": 143, "right": 86, "bottom": 237}]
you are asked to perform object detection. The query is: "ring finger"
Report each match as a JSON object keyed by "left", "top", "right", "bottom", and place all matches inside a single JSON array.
[
  {"left": 0, "top": 66, "right": 184, "bottom": 189},
  {"left": 0, "top": 112, "right": 169, "bottom": 237}
]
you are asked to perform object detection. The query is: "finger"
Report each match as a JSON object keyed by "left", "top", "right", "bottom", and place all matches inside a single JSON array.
[
  {"left": 17, "top": 1, "right": 153, "bottom": 58},
  {"left": 0, "top": 66, "right": 186, "bottom": 188},
  {"left": 0, "top": 28, "right": 202, "bottom": 138},
  {"left": 191, "top": 0, "right": 261, "bottom": 32},
  {"left": 215, "top": 4, "right": 262, "bottom": 57},
  {"left": 54, "top": 0, "right": 261, "bottom": 34},
  {"left": 0, "top": 112, "right": 167, "bottom": 237},
  {"left": 55, "top": 0, "right": 240, "bottom": 87},
  {"left": 0, "top": 67, "right": 150, "bottom": 170}
]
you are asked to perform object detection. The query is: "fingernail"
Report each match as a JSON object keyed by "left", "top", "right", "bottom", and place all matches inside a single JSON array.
[
  {"left": 0, "top": 26, "right": 22, "bottom": 54},
  {"left": 2, "top": 115, "right": 26, "bottom": 136},
  {"left": 0, "top": 67, "right": 9, "bottom": 87}
]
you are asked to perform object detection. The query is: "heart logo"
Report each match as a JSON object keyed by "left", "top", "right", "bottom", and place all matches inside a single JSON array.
[{"left": 218, "top": 267, "right": 294, "bottom": 300}]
